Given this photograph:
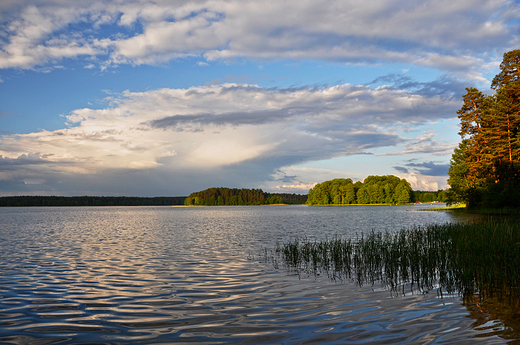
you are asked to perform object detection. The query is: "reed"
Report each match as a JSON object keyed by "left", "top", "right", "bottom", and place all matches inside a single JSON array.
[{"left": 274, "top": 220, "right": 520, "bottom": 310}]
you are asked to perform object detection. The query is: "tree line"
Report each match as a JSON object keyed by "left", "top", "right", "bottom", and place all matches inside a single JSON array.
[
  {"left": 270, "top": 193, "right": 308, "bottom": 204},
  {"left": 448, "top": 50, "right": 520, "bottom": 208},
  {"left": 183, "top": 188, "right": 307, "bottom": 206},
  {"left": 306, "top": 175, "right": 415, "bottom": 206},
  {"left": 414, "top": 190, "right": 448, "bottom": 203},
  {"left": 1, "top": 185, "right": 445, "bottom": 208},
  {"left": 0, "top": 196, "right": 187, "bottom": 207}
]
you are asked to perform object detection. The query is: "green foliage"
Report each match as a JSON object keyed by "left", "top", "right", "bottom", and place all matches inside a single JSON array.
[
  {"left": 394, "top": 180, "right": 413, "bottom": 204},
  {"left": 447, "top": 140, "right": 471, "bottom": 203},
  {"left": 184, "top": 187, "right": 305, "bottom": 206},
  {"left": 306, "top": 175, "right": 414, "bottom": 205},
  {"left": 448, "top": 50, "right": 520, "bottom": 208},
  {"left": 413, "top": 190, "right": 447, "bottom": 203},
  {"left": 266, "top": 195, "right": 284, "bottom": 204},
  {"left": 270, "top": 193, "right": 308, "bottom": 204}
]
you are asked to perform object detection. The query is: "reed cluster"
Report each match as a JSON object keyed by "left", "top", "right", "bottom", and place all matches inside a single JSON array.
[{"left": 275, "top": 220, "right": 520, "bottom": 308}]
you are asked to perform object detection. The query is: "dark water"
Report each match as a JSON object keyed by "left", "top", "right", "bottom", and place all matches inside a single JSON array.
[{"left": 0, "top": 205, "right": 507, "bottom": 344}]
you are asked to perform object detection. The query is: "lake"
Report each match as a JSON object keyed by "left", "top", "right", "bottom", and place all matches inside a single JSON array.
[{"left": 0, "top": 204, "right": 508, "bottom": 344}]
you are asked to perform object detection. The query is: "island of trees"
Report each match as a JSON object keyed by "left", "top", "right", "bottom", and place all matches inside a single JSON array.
[
  {"left": 306, "top": 175, "right": 415, "bottom": 206},
  {"left": 448, "top": 49, "right": 520, "bottom": 208},
  {"left": 183, "top": 188, "right": 307, "bottom": 206}
]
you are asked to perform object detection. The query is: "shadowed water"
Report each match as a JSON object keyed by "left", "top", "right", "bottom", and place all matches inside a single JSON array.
[{"left": 0, "top": 205, "right": 506, "bottom": 344}]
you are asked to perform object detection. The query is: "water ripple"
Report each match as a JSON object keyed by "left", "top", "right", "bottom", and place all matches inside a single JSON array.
[{"left": 0, "top": 206, "right": 506, "bottom": 344}]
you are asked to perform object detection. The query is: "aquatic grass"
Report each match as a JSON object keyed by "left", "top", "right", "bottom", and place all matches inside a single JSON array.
[
  {"left": 448, "top": 221, "right": 520, "bottom": 303},
  {"left": 274, "top": 220, "right": 520, "bottom": 311}
]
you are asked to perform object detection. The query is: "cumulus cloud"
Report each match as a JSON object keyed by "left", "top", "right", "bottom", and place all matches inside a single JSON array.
[
  {"left": 0, "top": 4, "right": 98, "bottom": 69},
  {"left": 0, "top": 81, "right": 458, "bottom": 195},
  {"left": 0, "top": 0, "right": 517, "bottom": 78},
  {"left": 392, "top": 160, "right": 451, "bottom": 191},
  {"left": 398, "top": 173, "right": 445, "bottom": 191}
]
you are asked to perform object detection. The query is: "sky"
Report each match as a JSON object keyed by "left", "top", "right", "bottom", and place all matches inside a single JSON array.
[{"left": 0, "top": 0, "right": 519, "bottom": 197}]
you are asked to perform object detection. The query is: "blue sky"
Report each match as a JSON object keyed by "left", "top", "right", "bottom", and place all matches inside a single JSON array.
[{"left": 0, "top": 0, "right": 519, "bottom": 196}]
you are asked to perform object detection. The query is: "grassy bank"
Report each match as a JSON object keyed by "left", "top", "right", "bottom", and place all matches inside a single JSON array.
[
  {"left": 274, "top": 220, "right": 520, "bottom": 310},
  {"left": 422, "top": 203, "right": 466, "bottom": 211}
]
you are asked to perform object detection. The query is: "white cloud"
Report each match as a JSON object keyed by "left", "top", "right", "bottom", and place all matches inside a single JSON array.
[
  {"left": 0, "top": 0, "right": 517, "bottom": 79},
  {"left": 397, "top": 173, "right": 445, "bottom": 191},
  {"left": 0, "top": 82, "right": 459, "bottom": 195},
  {"left": 0, "top": 4, "right": 99, "bottom": 69},
  {"left": 270, "top": 182, "right": 318, "bottom": 194}
]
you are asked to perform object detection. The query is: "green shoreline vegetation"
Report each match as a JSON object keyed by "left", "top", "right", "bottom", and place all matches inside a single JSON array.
[
  {"left": 272, "top": 219, "right": 520, "bottom": 314},
  {"left": 422, "top": 203, "right": 466, "bottom": 211}
]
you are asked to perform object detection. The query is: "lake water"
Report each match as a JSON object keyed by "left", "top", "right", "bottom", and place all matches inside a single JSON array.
[{"left": 0, "top": 204, "right": 508, "bottom": 344}]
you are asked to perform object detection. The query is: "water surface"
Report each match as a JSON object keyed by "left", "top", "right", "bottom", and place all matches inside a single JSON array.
[{"left": 0, "top": 205, "right": 506, "bottom": 344}]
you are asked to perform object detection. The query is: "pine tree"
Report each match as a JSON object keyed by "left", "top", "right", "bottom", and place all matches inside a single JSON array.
[{"left": 448, "top": 50, "right": 520, "bottom": 207}]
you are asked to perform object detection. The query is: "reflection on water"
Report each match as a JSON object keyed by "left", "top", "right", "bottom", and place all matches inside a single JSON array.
[
  {"left": 464, "top": 295, "right": 520, "bottom": 341},
  {"left": 0, "top": 205, "right": 506, "bottom": 344}
]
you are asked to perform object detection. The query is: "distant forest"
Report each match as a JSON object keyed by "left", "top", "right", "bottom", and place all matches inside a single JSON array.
[
  {"left": 0, "top": 196, "right": 187, "bottom": 207},
  {"left": 184, "top": 188, "right": 307, "bottom": 206},
  {"left": 307, "top": 175, "right": 416, "bottom": 206}
]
